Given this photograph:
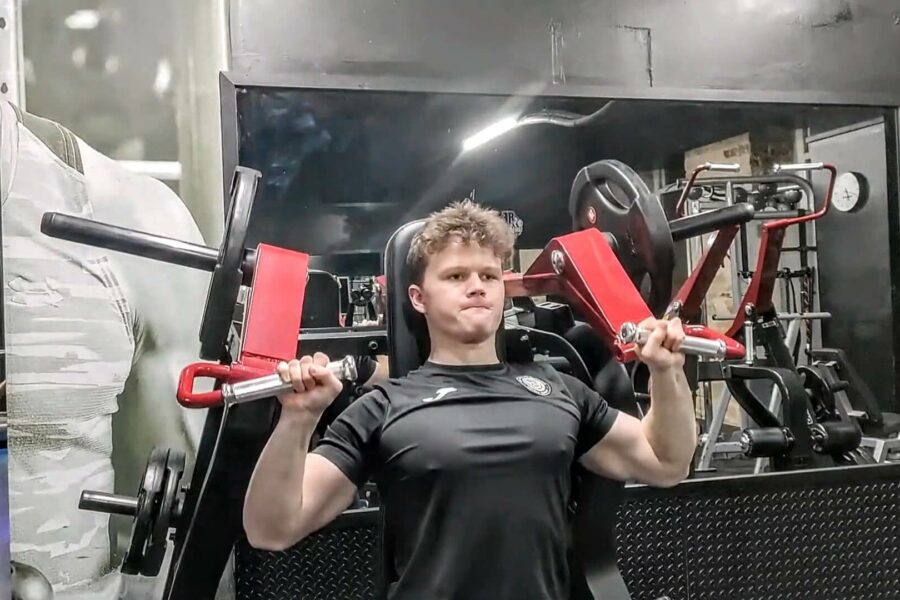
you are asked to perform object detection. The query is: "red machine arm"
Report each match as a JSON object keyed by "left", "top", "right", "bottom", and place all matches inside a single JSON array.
[{"left": 505, "top": 228, "right": 744, "bottom": 362}]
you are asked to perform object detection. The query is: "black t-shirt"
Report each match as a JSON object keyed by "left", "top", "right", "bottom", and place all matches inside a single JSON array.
[
  {"left": 315, "top": 355, "right": 380, "bottom": 437},
  {"left": 313, "top": 361, "right": 620, "bottom": 600}
]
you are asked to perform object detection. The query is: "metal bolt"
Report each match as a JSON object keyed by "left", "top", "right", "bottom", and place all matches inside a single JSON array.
[
  {"left": 368, "top": 340, "right": 378, "bottom": 351},
  {"left": 744, "top": 304, "right": 754, "bottom": 316},
  {"left": 551, "top": 250, "right": 565, "bottom": 275}
]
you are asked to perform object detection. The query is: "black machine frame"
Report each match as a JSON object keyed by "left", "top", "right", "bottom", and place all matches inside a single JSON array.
[{"left": 145, "top": 72, "right": 900, "bottom": 599}]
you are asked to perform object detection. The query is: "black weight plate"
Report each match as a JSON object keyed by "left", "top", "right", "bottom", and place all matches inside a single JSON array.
[
  {"left": 199, "top": 167, "right": 261, "bottom": 360},
  {"left": 570, "top": 160, "right": 675, "bottom": 315},
  {"left": 142, "top": 449, "right": 186, "bottom": 576},
  {"left": 122, "top": 447, "right": 168, "bottom": 575}
]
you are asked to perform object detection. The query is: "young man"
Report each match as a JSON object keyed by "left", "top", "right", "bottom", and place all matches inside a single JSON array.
[{"left": 243, "top": 201, "right": 695, "bottom": 600}]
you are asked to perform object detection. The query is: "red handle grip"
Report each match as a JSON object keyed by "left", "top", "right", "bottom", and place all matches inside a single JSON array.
[
  {"left": 177, "top": 363, "right": 227, "bottom": 408},
  {"left": 176, "top": 362, "right": 272, "bottom": 408}
]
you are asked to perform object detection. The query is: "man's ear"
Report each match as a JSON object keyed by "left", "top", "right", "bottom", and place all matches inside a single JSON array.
[{"left": 408, "top": 284, "right": 426, "bottom": 315}]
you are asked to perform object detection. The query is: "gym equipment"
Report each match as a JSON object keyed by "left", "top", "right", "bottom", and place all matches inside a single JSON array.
[
  {"left": 79, "top": 448, "right": 185, "bottom": 576},
  {"left": 616, "top": 463, "right": 900, "bottom": 599},
  {"left": 675, "top": 162, "right": 867, "bottom": 472},
  {"left": 569, "top": 159, "right": 675, "bottom": 316},
  {"left": 809, "top": 348, "right": 900, "bottom": 462},
  {"left": 518, "top": 159, "right": 748, "bottom": 361},
  {"left": 674, "top": 161, "right": 741, "bottom": 216},
  {"left": 78, "top": 356, "right": 357, "bottom": 576},
  {"left": 30, "top": 156, "right": 814, "bottom": 597},
  {"left": 41, "top": 167, "right": 261, "bottom": 361},
  {"left": 696, "top": 312, "right": 832, "bottom": 472},
  {"left": 668, "top": 170, "right": 817, "bottom": 325},
  {"left": 503, "top": 226, "right": 745, "bottom": 364},
  {"left": 696, "top": 306, "right": 870, "bottom": 471},
  {"left": 177, "top": 355, "right": 358, "bottom": 408},
  {"left": 40, "top": 166, "right": 388, "bottom": 599},
  {"left": 726, "top": 162, "right": 836, "bottom": 338},
  {"left": 10, "top": 562, "right": 53, "bottom": 600},
  {"left": 617, "top": 322, "right": 727, "bottom": 359},
  {"left": 569, "top": 160, "right": 755, "bottom": 316},
  {"left": 344, "top": 277, "right": 379, "bottom": 326}
]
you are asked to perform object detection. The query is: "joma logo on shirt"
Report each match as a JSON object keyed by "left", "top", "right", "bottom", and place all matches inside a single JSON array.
[{"left": 422, "top": 387, "right": 457, "bottom": 403}]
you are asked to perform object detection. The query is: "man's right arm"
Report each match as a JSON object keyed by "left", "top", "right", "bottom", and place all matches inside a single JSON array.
[
  {"left": 243, "top": 354, "right": 385, "bottom": 551},
  {"left": 243, "top": 410, "right": 358, "bottom": 551}
]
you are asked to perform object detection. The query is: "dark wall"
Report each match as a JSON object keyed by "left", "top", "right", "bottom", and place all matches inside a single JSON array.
[
  {"left": 809, "top": 121, "right": 896, "bottom": 411},
  {"left": 230, "top": 0, "right": 900, "bottom": 103}
]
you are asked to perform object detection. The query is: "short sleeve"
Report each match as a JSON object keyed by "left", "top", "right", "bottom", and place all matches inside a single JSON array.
[
  {"left": 312, "top": 389, "right": 388, "bottom": 487},
  {"left": 559, "top": 374, "right": 620, "bottom": 458},
  {"left": 353, "top": 355, "right": 378, "bottom": 385}
]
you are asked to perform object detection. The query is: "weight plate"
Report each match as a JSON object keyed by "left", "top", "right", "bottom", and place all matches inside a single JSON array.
[
  {"left": 122, "top": 448, "right": 168, "bottom": 575},
  {"left": 199, "top": 167, "right": 261, "bottom": 360},
  {"left": 570, "top": 160, "right": 675, "bottom": 316},
  {"left": 142, "top": 449, "right": 186, "bottom": 576}
]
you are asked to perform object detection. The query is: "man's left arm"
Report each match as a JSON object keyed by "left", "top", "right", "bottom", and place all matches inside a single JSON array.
[{"left": 579, "top": 318, "right": 695, "bottom": 488}]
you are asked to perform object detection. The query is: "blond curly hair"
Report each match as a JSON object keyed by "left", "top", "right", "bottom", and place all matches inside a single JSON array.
[{"left": 407, "top": 200, "right": 516, "bottom": 284}]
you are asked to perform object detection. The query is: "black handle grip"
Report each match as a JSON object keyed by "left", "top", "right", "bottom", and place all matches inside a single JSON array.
[
  {"left": 669, "top": 203, "right": 756, "bottom": 242},
  {"left": 41, "top": 212, "right": 220, "bottom": 272}
]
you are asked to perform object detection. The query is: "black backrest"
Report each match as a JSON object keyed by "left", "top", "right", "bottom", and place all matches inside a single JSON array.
[
  {"left": 383, "top": 221, "right": 634, "bottom": 599},
  {"left": 384, "top": 220, "right": 430, "bottom": 377}
]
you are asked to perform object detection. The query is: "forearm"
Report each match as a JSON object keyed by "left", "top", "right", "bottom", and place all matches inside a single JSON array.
[
  {"left": 642, "top": 367, "right": 695, "bottom": 481},
  {"left": 244, "top": 411, "right": 320, "bottom": 546}
]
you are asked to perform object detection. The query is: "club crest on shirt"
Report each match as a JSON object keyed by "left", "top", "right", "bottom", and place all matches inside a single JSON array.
[{"left": 516, "top": 375, "right": 552, "bottom": 397}]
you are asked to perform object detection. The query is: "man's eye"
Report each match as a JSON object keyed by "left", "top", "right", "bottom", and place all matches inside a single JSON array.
[{"left": 482, "top": 273, "right": 499, "bottom": 280}]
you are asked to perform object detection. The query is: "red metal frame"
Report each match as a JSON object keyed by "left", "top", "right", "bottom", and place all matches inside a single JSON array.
[
  {"left": 670, "top": 164, "right": 837, "bottom": 336},
  {"left": 670, "top": 224, "right": 744, "bottom": 324},
  {"left": 504, "top": 228, "right": 744, "bottom": 362},
  {"left": 725, "top": 164, "right": 836, "bottom": 337},
  {"left": 177, "top": 244, "right": 310, "bottom": 407}
]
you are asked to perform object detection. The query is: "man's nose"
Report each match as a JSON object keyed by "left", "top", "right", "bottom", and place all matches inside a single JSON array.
[{"left": 466, "top": 273, "right": 486, "bottom": 295}]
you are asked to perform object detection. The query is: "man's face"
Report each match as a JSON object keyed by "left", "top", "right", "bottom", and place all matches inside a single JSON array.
[{"left": 409, "top": 241, "right": 505, "bottom": 346}]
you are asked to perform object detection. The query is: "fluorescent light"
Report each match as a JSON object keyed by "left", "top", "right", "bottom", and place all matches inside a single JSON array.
[
  {"left": 462, "top": 116, "right": 520, "bottom": 152},
  {"left": 117, "top": 160, "right": 182, "bottom": 181},
  {"left": 65, "top": 9, "right": 101, "bottom": 30}
]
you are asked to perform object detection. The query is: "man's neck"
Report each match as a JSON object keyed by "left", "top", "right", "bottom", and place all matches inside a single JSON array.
[{"left": 428, "top": 339, "right": 499, "bottom": 366}]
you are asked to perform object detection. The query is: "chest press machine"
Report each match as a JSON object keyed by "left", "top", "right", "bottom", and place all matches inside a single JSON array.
[{"left": 39, "top": 155, "right": 860, "bottom": 598}]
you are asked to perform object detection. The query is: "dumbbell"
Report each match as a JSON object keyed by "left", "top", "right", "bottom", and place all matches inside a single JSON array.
[
  {"left": 618, "top": 322, "right": 727, "bottom": 359},
  {"left": 221, "top": 355, "right": 358, "bottom": 406}
]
